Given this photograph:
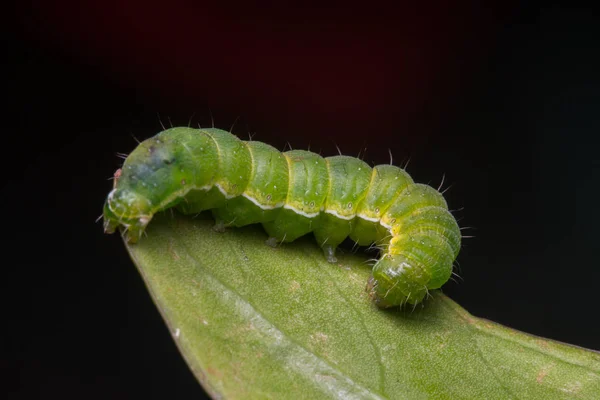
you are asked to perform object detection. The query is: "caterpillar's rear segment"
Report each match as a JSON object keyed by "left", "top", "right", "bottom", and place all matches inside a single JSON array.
[
  {"left": 365, "top": 187, "right": 461, "bottom": 307},
  {"left": 368, "top": 208, "right": 460, "bottom": 307},
  {"left": 103, "top": 127, "right": 462, "bottom": 308}
]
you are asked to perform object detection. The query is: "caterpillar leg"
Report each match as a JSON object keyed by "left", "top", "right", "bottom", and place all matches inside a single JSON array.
[
  {"left": 265, "top": 237, "right": 279, "bottom": 247},
  {"left": 211, "top": 206, "right": 246, "bottom": 232},
  {"left": 212, "top": 218, "right": 227, "bottom": 233},
  {"left": 103, "top": 217, "right": 119, "bottom": 235},
  {"left": 322, "top": 244, "right": 338, "bottom": 263},
  {"left": 314, "top": 214, "right": 352, "bottom": 264}
]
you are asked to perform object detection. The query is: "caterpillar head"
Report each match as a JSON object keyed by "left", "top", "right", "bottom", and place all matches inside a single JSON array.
[
  {"left": 103, "top": 131, "right": 186, "bottom": 242},
  {"left": 103, "top": 187, "right": 152, "bottom": 243}
]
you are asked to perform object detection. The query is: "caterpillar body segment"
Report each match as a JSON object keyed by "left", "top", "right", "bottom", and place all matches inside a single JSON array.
[{"left": 103, "top": 127, "right": 461, "bottom": 307}]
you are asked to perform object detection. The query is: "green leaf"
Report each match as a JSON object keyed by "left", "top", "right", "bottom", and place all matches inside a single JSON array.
[{"left": 124, "top": 212, "right": 600, "bottom": 399}]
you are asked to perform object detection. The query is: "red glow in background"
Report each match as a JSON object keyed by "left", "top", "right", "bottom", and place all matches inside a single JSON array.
[{"left": 18, "top": 1, "right": 514, "bottom": 148}]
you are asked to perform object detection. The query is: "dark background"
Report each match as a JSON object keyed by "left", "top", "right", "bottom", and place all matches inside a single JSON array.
[{"left": 5, "top": 1, "right": 599, "bottom": 399}]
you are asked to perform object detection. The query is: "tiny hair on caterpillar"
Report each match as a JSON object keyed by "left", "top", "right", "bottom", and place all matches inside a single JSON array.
[{"left": 103, "top": 127, "right": 461, "bottom": 308}]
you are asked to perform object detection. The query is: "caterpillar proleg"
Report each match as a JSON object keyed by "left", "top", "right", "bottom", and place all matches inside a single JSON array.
[{"left": 103, "top": 127, "right": 461, "bottom": 307}]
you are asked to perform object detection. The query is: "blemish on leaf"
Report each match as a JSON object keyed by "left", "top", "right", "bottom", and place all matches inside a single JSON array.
[
  {"left": 289, "top": 280, "right": 301, "bottom": 293},
  {"left": 206, "top": 367, "right": 224, "bottom": 380},
  {"left": 536, "top": 363, "right": 556, "bottom": 384},
  {"left": 561, "top": 381, "right": 582, "bottom": 394},
  {"left": 310, "top": 332, "right": 329, "bottom": 345}
]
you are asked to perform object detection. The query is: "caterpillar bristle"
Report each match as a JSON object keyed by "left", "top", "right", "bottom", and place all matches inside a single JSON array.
[
  {"left": 402, "top": 157, "right": 411, "bottom": 170},
  {"left": 441, "top": 183, "right": 454, "bottom": 195},
  {"left": 229, "top": 115, "right": 241, "bottom": 133},
  {"left": 437, "top": 173, "right": 446, "bottom": 192},
  {"left": 187, "top": 112, "right": 197, "bottom": 128}
]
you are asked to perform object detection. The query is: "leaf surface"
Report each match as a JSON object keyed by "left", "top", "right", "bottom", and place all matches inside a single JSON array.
[{"left": 124, "top": 212, "right": 600, "bottom": 399}]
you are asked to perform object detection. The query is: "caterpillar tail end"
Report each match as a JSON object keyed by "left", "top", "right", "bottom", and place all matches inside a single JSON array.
[
  {"left": 366, "top": 254, "right": 430, "bottom": 308},
  {"left": 367, "top": 276, "right": 427, "bottom": 308}
]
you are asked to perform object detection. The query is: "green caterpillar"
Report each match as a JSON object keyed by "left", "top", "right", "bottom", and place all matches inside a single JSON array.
[{"left": 103, "top": 127, "right": 461, "bottom": 307}]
